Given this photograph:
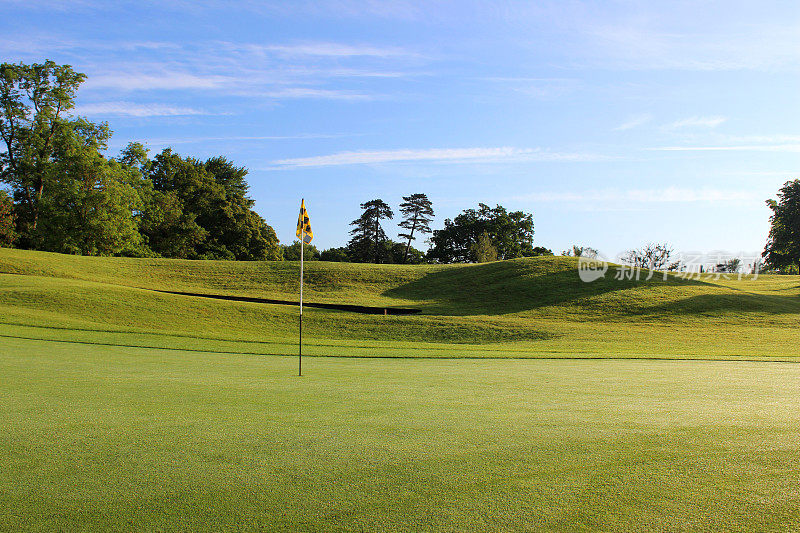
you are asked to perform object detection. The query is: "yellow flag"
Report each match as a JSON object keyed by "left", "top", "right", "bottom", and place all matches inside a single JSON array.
[{"left": 296, "top": 199, "right": 313, "bottom": 244}]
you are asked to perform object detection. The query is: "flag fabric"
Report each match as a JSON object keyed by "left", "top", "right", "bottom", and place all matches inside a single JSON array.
[{"left": 296, "top": 199, "right": 313, "bottom": 244}]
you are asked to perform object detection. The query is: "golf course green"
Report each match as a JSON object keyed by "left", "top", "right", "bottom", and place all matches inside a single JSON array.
[{"left": 1, "top": 248, "right": 799, "bottom": 530}]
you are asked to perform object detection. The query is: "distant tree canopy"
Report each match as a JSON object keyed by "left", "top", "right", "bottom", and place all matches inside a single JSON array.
[
  {"left": 0, "top": 60, "right": 280, "bottom": 260},
  {"left": 561, "top": 245, "right": 598, "bottom": 258},
  {"left": 320, "top": 241, "right": 424, "bottom": 264},
  {"left": 620, "top": 243, "right": 679, "bottom": 271},
  {"left": 348, "top": 199, "right": 394, "bottom": 263},
  {"left": 133, "top": 148, "right": 280, "bottom": 260},
  {"left": 282, "top": 241, "right": 320, "bottom": 261},
  {"left": 763, "top": 180, "right": 800, "bottom": 273},
  {"left": 428, "top": 203, "right": 535, "bottom": 263},
  {"left": 320, "top": 246, "right": 350, "bottom": 262}
]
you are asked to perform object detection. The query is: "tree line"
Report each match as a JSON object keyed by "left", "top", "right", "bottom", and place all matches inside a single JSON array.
[
  {"left": 282, "top": 196, "right": 552, "bottom": 264},
  {"left": 10, "top": 61, "right": 796, "bottom": 269},
  {"left": 0, "top": 61, "right": 549, "bottom": 264}
]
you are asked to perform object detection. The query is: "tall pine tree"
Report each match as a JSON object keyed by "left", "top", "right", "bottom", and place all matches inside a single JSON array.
[
  {"left": 398, "top": 193, "right": 434, "bottom": 263},
  {"left": 348, "top": 199, "right": 393, "bottom": 263}
]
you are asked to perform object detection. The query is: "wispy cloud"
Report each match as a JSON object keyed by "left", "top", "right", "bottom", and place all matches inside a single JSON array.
[
  {"left": 260, "top": 87, "right": 376, "bottom": 100},
  {"left": 614, "top": 113, "right": 652, "bottom": 131},
  {"left": 587, "top": 21, "right": 800, "bottom": 71},
  {"left": 248, "top": 42, "right": 415, "bottom": 58},
  {"left": 84, "top": 72, "right": 232, "bottom": 90},
  {"left": 517, "top": 188, "right": 761, "bottom": 204},
  {"left": 111, "top": 132, "right": 361, "bottom": 148},
  {"left": 73, "top": 101, "right": 209, "bottom": 117},
  {"left": 269, "top": 147, "right": 609, "bottom": 169},
  {"left": 665, "top": 116, "right": 727, "bottom": 129},
  {"left": 652, "top": 144, "right": 800, "bottom": 153}
]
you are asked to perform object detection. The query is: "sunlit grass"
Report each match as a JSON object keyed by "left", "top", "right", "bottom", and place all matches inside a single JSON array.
[{"left": 1, "top": 338, "right": 798, "bottom": 531}]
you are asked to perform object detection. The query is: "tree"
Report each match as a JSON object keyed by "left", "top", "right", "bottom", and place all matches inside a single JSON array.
[
  {"left": 562, "top": 245, "right": 598, "bottom": 258},
  {"left": 0, "top": 61, "right": 86, "bottom": 243},
  {"left": 531, "top": 246, "right": 553, "bottom": 256},
  {"left": 0, "top": 189, "right": 14, "bottom": 247},
  {"left": 428, "top": 203, "right": 534, "bottom": 263},
  {"left": 138, "top": 148, "right": 280, "bottom": 260},
  {"left": 620, "top": 243, "right": 678, "bottom": 271},
  {"left": 763, "top": 180, "right": 800, "bottom": 273},
  {"left": 282, "top": 241, "right": 319, "bottom": 261},
  {"left": 35, "top": 119, "right": 144, "bottom": 256},
  {"left": 398, "top": 193, "right": 434, "bottom": 263},
  {"left": 471, "top": 231, "right": 498, "bottom": 262},
  {"left": 320, "top": 247, "right": 350, "bottom": 262},
  {"left": 348, "top": 199, "right": 393, "bottom": 263}
]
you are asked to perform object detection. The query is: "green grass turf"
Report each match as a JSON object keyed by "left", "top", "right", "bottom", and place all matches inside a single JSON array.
[
  {"left": 1, "top": 338, "right": 799, "bottom": 531},
  {"left": 1, "top": 248, "right": 800, "bottom": 359},
  {"left": 2, "top": 251, "right": 800, "bottom": 529}
]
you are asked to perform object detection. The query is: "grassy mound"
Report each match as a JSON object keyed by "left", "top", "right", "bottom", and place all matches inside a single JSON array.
[{"left": 1, "top": 248, "right": 799, "bottom": 358}]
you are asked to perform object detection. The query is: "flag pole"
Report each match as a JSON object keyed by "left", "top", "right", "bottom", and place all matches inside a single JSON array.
[{"left": 299, "top": 201, "right": 304, "bottom": 377}]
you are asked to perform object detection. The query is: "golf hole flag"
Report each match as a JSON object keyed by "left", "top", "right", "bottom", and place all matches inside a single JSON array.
[{"left": 296, "top": 199, "right": 313, "bottom": 244}]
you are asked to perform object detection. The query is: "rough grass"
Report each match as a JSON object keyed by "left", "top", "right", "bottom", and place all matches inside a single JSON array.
[{"left": 1, "top": 248, "right": 799, "bottom": 358}]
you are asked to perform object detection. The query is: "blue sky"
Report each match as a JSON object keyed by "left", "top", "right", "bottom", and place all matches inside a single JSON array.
[{"left": 2, "top": 0, "right": 798, "bottom": 259}]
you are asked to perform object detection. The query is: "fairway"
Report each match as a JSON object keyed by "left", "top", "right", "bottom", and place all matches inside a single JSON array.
[{"left": 1, "top": 337, "right": 799, "bottom": 531}]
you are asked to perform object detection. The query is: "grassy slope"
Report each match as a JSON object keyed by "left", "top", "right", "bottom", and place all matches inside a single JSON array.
[
  {"left": 1, "top": 338, "right": 799, "bottom": 531},
  {"left": 1, "top": 248, "right": 799, "bottom": 358}
]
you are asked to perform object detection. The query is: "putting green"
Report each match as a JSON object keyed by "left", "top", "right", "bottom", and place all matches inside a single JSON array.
[{"left": 1, "top": 337, "right": 798, "bottom": 531}]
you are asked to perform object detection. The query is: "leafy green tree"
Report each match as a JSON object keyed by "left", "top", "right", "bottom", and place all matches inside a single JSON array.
[
  {"left": 138, "top": 149, "right": 280, "bottom": 260},
  {"left": 531, "top": 246, "right": 553, "bottom": 256},
  {"left": 0, "top": 189, "right": 14, "bottom": 247},
  {"left": 398, "top": 193, "right": 434, "bottom": 263},
  {"left": 0, "top": 61, "right": 86, "bottom": 243},
  {"left": 471, "top": 231, "right": 498, "bottom": 262},
  {"left": 282, "top": 241, "right": 319, "bottom": 261},
  {"left": 35, "top": 119, "right": 143, "bottom": 255},
  {"left": 395, "top": 242, "right": 425, "bottom": 264},
  {"left": 348, "top": 199, "right": 394, "bottom": 263},
  {"left": 764, "top": 180, "right": 800, "bottom": 273},
  {"left": 428, "top": 203, "right": 534, "bottom": 263},
  {"left": 320, "top": 247, "right": 350, "bottom": 262}
]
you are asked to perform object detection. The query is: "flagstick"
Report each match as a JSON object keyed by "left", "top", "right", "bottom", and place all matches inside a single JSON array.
[{"left": 299, "top": 230, "right": 303, "bottom": 377}]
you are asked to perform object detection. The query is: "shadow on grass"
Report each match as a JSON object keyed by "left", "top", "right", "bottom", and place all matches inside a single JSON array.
[
  {"left": 149, "top": 289, "right": 422, "bottom": 315},
  {"left": 384, "top": 258, "right": 740, "bottom": 317},
  {"left": 639, "top": 292, "right": 800, "bottom": 317}
]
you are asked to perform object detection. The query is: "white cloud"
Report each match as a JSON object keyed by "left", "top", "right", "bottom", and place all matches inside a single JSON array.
[
  {"left": 666, "top": 116, "right": 727, "bottom": 129},
  {"left": 73, "top": 102, "right": 208, "bottom": 117},
  {"left": 614, "top": 113, "right": 652, "bottom": 131},
  {"left": 269, "top": 147, "right": 608, "bottom": 169}
]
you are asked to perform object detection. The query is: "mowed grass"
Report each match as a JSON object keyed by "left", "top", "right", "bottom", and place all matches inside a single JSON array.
[
  {"left": 2, "top": 250, "right": 800, "bottom": 529},
  {"left": 1, "top": 338, "right": 799, "bottom": 531},
  {"left": 2, "top": 248, "right": 800, "bottom": 358}
]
